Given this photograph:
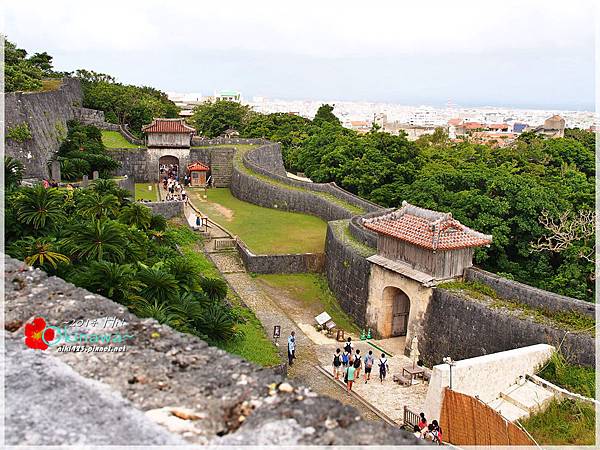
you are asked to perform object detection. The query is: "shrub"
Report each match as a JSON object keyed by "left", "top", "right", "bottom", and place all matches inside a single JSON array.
[{"left": 7, "top": 122, "right": 32, "bottom": 142}]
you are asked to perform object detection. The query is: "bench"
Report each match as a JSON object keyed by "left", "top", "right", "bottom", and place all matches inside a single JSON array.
[{"left": 393, "top": 374, "right": 412, "bottom": 386}]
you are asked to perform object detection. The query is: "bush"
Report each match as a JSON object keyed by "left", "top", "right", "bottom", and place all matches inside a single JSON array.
[{"left": 7, "top": 122, "right": 32, "bottom": 142}]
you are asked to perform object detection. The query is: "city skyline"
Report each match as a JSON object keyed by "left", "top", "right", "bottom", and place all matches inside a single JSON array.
[{"left": 5, "top": 0, "right": 595, "bottom": 111}]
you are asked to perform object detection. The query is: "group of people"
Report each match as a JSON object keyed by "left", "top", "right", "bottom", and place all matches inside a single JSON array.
[
  {"left": 331, "top": 337, "right": 390, "bottom": 393},
  {"left": 42, "top": 179, "right": 60, "bottom": 188},
  {"left": 159, "top": 163, "right": 178, "bottom": 179},
  {"left": 163, "top": 176, "right": 187, "bottom": 202},
  {"left": 413, "top": 413, "right": 443, "bottom": 444}
]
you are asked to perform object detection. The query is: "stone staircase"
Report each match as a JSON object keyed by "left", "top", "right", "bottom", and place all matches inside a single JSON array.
[{"left": 488, "top": 377, "right": 555, "bottom": 422}]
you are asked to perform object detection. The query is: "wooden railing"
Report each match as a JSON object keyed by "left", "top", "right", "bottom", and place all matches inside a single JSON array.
[{"left": 403, "top": 406, "right": 420, "bottom": 428}]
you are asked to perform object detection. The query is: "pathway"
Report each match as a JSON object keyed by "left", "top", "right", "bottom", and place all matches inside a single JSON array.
[{"left": 187, "top": 201, "right": 380, "bottom": 421}]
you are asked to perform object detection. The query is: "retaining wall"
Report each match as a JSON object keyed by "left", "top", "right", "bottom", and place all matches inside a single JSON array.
[
  {"left": 143, "top": 201, "right": 185, "bottom": 219},
  {"left": 324, "top": 221, "right": 376, "bottom": 328},
  {"left": 73, "top": 107, "right": 120, "bottom": 131},
  {"left": 191, "top": 137, "right": 269, "bottom": 146},
  {"left": 5, "top": 78, "right": 83, "bottom": 178},
  {"left": 236, "top": 240, "right": 325, "bottom": 274},
  {"left": 418, "top": 288, "right": 595, "bottom": 367},
  {"left": 465, "top": 267, "right": 597, "bottom": 318}
]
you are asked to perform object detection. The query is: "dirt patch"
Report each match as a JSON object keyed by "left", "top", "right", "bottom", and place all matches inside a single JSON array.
[{"left": 209, "top": 203, "right": 234, "bottom": 221}]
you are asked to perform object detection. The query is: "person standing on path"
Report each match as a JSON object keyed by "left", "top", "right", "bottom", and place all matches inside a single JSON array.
[
  {"left": 332, "top": 348, "right": 342, "bottom": 379},
  {"left": 345, "top": 363, "right": 356, "bottom": 393},
  {"left": 287, "top": 331, "right": 296, "bottom": 366},
  {"left": 379, "top": 353, "right": 389, "bottom": 383},
  {"left": 364, "top": 350, "right": 374, "bottom": 383},
  {"left": 353, "top": 348, "right": 362, "bottom": 379}
]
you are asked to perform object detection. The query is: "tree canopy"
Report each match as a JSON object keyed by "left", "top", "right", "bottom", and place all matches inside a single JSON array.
[{"left": 4, "top": 39, "right": 62, "bottom": 92}]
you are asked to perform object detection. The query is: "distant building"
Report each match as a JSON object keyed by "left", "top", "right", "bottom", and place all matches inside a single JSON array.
[
  {"left": 142, "top": 118, "right": 196, "bottom": 148},
  {"left": 215, "top": 90, "right": 241, "bottom": 103},
  {"left": 348, "top": 120, "right": 371, "bottom": 134},
  {"left": 512, "top": 123, "right": 528, "bottom": 133},
  {"left": 221, "top": 128, "right": 240, "bottom": 139},
  {"left": 526, "top": 114, "right": 566, "bottom": 138}
]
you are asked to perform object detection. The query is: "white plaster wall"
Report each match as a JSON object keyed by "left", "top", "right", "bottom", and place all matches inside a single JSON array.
[
  {"left": 366, "top": 264, "right": 432, "bottom": 346},
  {"left": 423, "top": 344, "right": 554, "bottom": 421}
]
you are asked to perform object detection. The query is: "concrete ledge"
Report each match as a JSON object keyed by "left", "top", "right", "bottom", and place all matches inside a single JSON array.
[{"left": 236, "top": 239, "right": 325, "bottom": 274}]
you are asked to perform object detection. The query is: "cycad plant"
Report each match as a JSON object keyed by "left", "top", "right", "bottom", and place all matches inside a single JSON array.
[
  {"left": 77, "top": 191, "right": 120, "bottom": 219},
  {"left": 136, "top": 266, "right": 179, "bottom": 304},
  {"left": 16, "top": 184, "right": 65, "bottom": 231},
  {"left": 9, "top": 236, "right": 69, "bottom": 269},
  {"left": 72, "top": 261, "right": 141, "bottom": 304},
  {"left": 5, "top": 156, "right": 24, "bottom": 190},
  {"left": 200, "top": 277, "right": 228, "bottom": 301},
  {"left": 193, "top": 302, "right": 236, "bottom": 341},
  {"left": 167, "top": 256, "right": 201, "bottom": 291},
  {"left": 119, "top": 203, "right": 153, "bottom": 230},
  {"left": 64, "top": 219, "right": 128, "bottom": 262}
]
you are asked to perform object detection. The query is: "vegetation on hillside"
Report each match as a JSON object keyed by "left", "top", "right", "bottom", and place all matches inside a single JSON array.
[
  {"left": 4, "top": 39, "right": 63, "bottom": 92},
  {"left": 193, "top": 101, "right": 596, "bottom": 302},
  {"left": 4, "top": 176, "right": 242, "bottom": 346},
  {"left": 53, "top": 121, "right": 121, "bottom": 181}
]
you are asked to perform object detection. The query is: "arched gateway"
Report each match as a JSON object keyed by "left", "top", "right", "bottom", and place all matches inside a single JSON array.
[{"left": 362, "top": 202, "right": 493, "bottom": 351}]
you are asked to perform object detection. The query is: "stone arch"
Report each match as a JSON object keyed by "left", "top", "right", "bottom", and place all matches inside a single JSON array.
[
  {"left": 366, "top": 264, "right": 433, "bottom": 350},
  {"left": 158, "top": 155, "right": 180, "bottom": 179}
]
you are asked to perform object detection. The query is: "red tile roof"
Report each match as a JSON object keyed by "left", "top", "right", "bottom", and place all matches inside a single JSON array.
[
  {"left": 488, "top": 123, "right": 509, "bottom": 130},
  {"left": 142, "top": 119, "right": 196, "bottom": 134},
  {"left": 362, "top": 202, "right": 492, "bottom": 251},
  {"left": 464, "top": 122, "right": 483, "bottom": 130},
  {"left": 448, "top": 118, "right": 462, "bottom": 126},
  {"left": 187, "top": 161, "right": 210, "bottom": 172}
]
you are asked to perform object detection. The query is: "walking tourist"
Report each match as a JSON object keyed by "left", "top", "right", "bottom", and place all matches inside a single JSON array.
[
  {"left": 287, "top": 331, "right": 296, "bottom": 366},
  {"left": 344, "top": 337, "right": 353, "bottom": 354},
  {"left": 363, "top": 350, "right": 374, "bottom": 383},
  {"left": 353, "top": 348, "right": 362, "bottom": 379},
  {"left": 332, "top": 348, "right": 342, "bottom": 379},
  {"left": 344, "top": 363, "right": 356, "bottom": 393},
  {"left": 341, "top": 348, "right": 350, "bottom": 368},
  {"left": 378, "top": 353, "right": 389, "bottom": 383}
]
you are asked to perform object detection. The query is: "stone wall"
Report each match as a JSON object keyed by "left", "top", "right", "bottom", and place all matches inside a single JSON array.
[
  {"left": 418, "top": 288, "right": 595, "bottom": 367},
  {"left": 73, "top": 107, "right": 120, "bottom": 131},
  {"left": 236, "top": 239, "right": 325, "bottom": 274},
  {"left": 143, "top": 201, "right": 185, "bottom": 219},
  {"left": 4, "top": 77, "right": 83, "bottom": 178},
  {"left": 324, "top": 221, "right": 376, "bottom": 328},
  {"left": 5, "top": 257, "right": 418, "bottom": 446},
  {"left": 189, "top": 147, "right": 235, "bottom": 187},
  {"left": 108, "top": 149, "right": 149, "bottom": 180},
  {"left": 465, "top": 267, "right": 597, "bottom": 318},
  {"left": 191, "top": 137, "right": 269, "bottom": 146}
]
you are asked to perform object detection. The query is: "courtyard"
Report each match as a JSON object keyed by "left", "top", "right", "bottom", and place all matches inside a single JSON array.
[{"left": 187, "top": 187, "right": 327, "bottom": 254}]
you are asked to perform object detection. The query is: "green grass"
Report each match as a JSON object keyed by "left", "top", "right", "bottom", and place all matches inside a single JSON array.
[
  {"left": 188, "top": 187, "right": 327, "bottom": 254},
  {"left": 330, "top": 219, "right": 376, "bottom": 257},
  {"left": 256, "top": 273, "right": 360, "bottom": 334},
  {"left": 135, "top": 183, "right": 158, "bottom": 201},
  {"left": 168, "top": 220, "right": 279, "bottom": 366},
  {"left": 537, "top": 352, "right": 595, "bottom": 397},
  {"left": 520, "top": 399, "right": 595, "bottom": 446},
  {"left": 439, "top": 281, "right": 595, "bottom": 335},
  {"left": 40, "top": 78, "right": 63, "bottom": 91},
  {"left": 102, "top": 130, "right": 141, "bottom": 149}
]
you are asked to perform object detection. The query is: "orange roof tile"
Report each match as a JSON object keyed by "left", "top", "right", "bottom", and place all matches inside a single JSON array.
[
  {"left": 187, "top": 161, "right": 210, "bottom": 172},
  {"left": 362, "top": 202, "right": 492, "bottom": 251},
  {"left": 142, "top": 119, "right": 196, "bottom": 134}
]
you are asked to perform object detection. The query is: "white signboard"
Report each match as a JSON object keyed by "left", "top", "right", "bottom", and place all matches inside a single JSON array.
[{"left": 315, "top": 312, "right": 332, "bottom": 326}]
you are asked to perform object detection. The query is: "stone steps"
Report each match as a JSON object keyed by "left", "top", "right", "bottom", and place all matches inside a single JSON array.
[{"left": 488, "top": 378, "right": 556, "bottom": 422}]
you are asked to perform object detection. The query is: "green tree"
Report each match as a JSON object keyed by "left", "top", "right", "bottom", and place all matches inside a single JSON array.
[
  {"left": 64, "top": 219, "right": 128, "bottom": 262},
  {"left": 119, "top": 203, "right": 153, "bottom": 230},
  {"left": 136, "top": 267, "right": 179, "bottom": 304},
  {"left": 16, "top": 185, "right": 66, "bottom": 231},
  {"left": 72, "top": 261, "right": 141, "bottom": 304},
  {"left": 313, "top": 104, "right": 341, "bottom": 126},
  {"left": 77, "top": 192, "right": 120, "bottom": 219},
  {"left": 190, "top": 100, "right": 250, "bottom": 137}
]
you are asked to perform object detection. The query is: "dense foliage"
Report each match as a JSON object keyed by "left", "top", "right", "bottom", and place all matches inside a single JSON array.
[
  {"left": 53, "top": 121, "right": 121, "bottom": 181},
  {"left": 190, "top": 100, "right": 251, "bottom": 138},
  {"left": 75, "top": 69, "right": 179, "bottom": 136},
  {"left": 192, "top": 102, "right": 595, "bottom": 301},
  {"left": 4, "top": 39, "right": 62, "bottom": 92},
  {"left": 5, "top": 179, "right": 238, "bottom": 344}
]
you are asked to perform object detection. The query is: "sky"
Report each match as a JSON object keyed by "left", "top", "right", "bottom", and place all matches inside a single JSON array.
[{"left": 3, "top": 0, "right": 597, "bottom": 110}]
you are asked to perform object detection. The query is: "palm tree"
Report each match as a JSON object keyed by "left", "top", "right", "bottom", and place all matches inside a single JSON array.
[
  {"left": 149, "top": 214, "right": 167, "bottom": 231},
  {"left": 77, "top": 192, "right": 120, "bottom": 219},
  {"left": 64, "top": 219, "right": 128, "bottom": 262},
  {"left": 72, "top": 261, "right": 141, "bottom": 304},
  {"left": 91, "top": 178, "right": 131, "bottom": 205},
  {"left": 9, "top": 237, "right": 69, "bottom": 269},
  {"left": 132, "top": 299, "right": 179, "bottom": 326},
  {"left": 16, "top": 184, "right": 66, "bottom": 231},
  {"left": 136, "top": 267, "right": 179, "bottom": 304},
  {"left": 119, "top": 203, "right": 152, "bottom": 230},
  {"left": 5, "top": 156, "right": 24, "bottom": 190}
]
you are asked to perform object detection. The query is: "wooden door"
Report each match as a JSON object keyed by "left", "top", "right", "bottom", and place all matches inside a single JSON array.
[{"left": 391, "top": 290, "right": 410, "bottom": 336}]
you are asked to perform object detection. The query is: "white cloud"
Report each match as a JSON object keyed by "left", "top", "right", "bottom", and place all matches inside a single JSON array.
[{"left": 4, "top": 0, "right": 595, "bottom": 57}]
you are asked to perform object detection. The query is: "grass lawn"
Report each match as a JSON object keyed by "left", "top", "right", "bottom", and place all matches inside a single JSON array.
[
  {"left": 520, "top": 398, "right": 595, "bottom": 445},
  {"left": 135, "top": 183, "right": 158, "bottom": 201},
  {"left": 102, "top": 130, "right": 141, "bottom": 149},
  {"left": 188, "top": 187, "right": 327, "bottom": 254},
  {"left": 40, "top": 78, "right": 63, "bottom": 91},
  {"left": 256, "top": 273, "right": 360, "bottom": 334}
]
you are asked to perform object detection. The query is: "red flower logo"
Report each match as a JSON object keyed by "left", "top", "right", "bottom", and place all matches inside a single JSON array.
[{"left": 24, "top": 317, "right": 55, "bottom": 350}]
